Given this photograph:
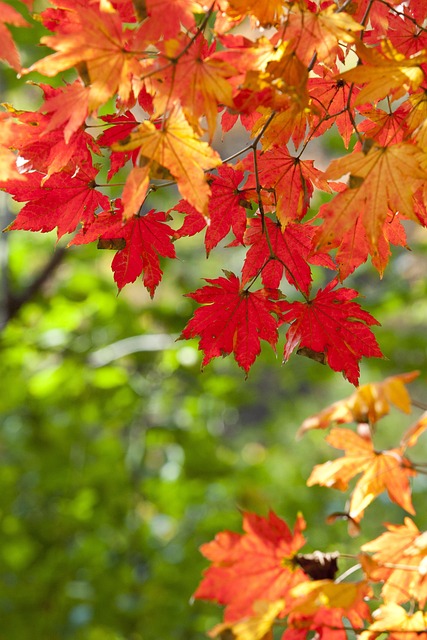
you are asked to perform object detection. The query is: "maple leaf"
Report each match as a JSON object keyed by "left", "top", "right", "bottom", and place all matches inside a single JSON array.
[
  {"left": 254, "top": 98, "right": 312, "bottom": 151},
  {"left": 334, "top": 205, "right": 408, "bottom": 281},
  {"left": 241, "top": 218, "right": 330, "bottom": 296},
  {"left": 308, "top": 67, "right": 356, "bottom": 148},
  {"left": 315, "top": 143, "right": 427, "bottom": 257},
  {"left": 285, "top": 580, "right": 371, "bottom": 640},
  {"left": 297, "top": 371, "right": 420, "bottom": 437},
  {"left": 285, "top": 4, "right": 364, "bottom": 66},
  {"left": 140, "top": 0, "right": 203, "bottom": 40},
  {"left": 360, "top": 102, "right": 412, "bottom": 149},
  {"left": 26, "top": 4, "right": 142, "bottom": 108},
  {"left": 37, "top": 81, "right": 90, "bottom": 144},
  {"left": 205, "top": 164, "right": 248, "bottom": 254},
  {"left": 240, "top": 147, "right": 331, "bottom": 224},
  {"left": 97, "top": 110, "right": 139, "bottom": 180},
  {"left": 340, "top": 40, "right": 427, "bottom": 105},
  {"left": 307, "top": 427, "right": 417, "bottom": 521},
  {"left": 208, "top": 599, "right": 285, "bottom": 640},
  {"left": 225, "top": 0, "right": 286, "bottom": 27},
  {"left": 2, "top": 105, "right": 99, "bottom": 178},
  {"left": 113, "top": 108, "right": 221, "bottom": 215},
  {"left": 282, "top": 279, "right": 382, "bottom": 386},
  {"left": 194, "top": 511, "right": 307, "bottom": 622},
  {"left": 99, "top": 208, "right": 176, "bottom": 295},
  {"left": 120, "top": 166, "right": 150, "bottom": 219},
  {"left": 382, "top": 11, "right": 427, "bottom": 58},
  {"left": 171, "top": 198, "right": 207, "bottom": 240},
  {"left": 401, "top": 411, "right": 427, "bottom": 450},
  {"left": 361, "top": 518, "right": 427, "bottom": 607},
  {"left": 181, "top": 272, "right": 284, "bottom": 373},
  {"left": 360, "top": 603, "right": 427, "bottom": 640},
  {"left": 410, "top": 0, "right": 427, "bottom": 25},
  {"left": 154, "top": 34, "right": 236, "bottom": 140},
  {"left": 0, "top": 1, "right": 29, "bottom": 71},
  {"left": 0, "top": 114, "right": 25, "bottom": 182},
  {"left": 25, "top": 129, "right": 98, "bottom": 180},
  {"left": 5, "top": 163, "right": 110, "bottom": 239}
]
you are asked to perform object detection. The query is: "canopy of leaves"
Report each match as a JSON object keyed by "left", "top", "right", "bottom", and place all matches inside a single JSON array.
[{"left": 2, "top": 1, "right": 427, "bottom": 640}]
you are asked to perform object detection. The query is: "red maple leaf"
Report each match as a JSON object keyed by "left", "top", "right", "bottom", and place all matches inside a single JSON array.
[
  {"left": 140, "top": 0, "right": 203, "bottom": 40},
  {"left": 240, "top": 146, "right": 330, "bottom": 224},
  {"left": 100, "top": 209, "right": 176, "bottom": 296},
  {"left": 308, "top": 66, "right": 356, "bottom": 148},
  {"left": 37, "top": 80, "right": 90, "bottom": 144},
  {"left": 334, "top": 211, "right": 408, "bottom": 281},
  {"left": 205, "top": 164, "right": 248, "bottom": 253},
  {"left": 6, "top": 163, "right": 110, "bottom": 239},
  {"left": 281, "top": 279, "right": 383, "bottom": 385},
  {"left": 241, "top": 217, "right": 335, "bottom": 295},
  {"left": 3, "top": 107, "right": 99, "bottom": 178},
  {"left": 171, "top": 199, "right": 207, "bottom": 240},
  {"left": 97, "top": 110, "right": 139, "bottom": 180},
  {"left": 171, "top": 164, "right": 248, "bottom": 251},
  {"left": 193, "top": 511, "right": 307, "bottom": 622},
  {"left": 181, "top": 272, "right": 284, "bottom": 373}
]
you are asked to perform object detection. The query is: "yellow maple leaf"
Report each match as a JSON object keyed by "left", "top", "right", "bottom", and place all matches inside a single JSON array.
[
  {"left": 340, "top": 40, "right": 427, "bottom": 105},
  {"left": 316, "top": 143, "right": 427, "bottom": 256},
  {"left": 360, "top": 603, "right": 427, "bottom": 640},
  {"left": 297, "top": 371, "right": 420, "bottom": 436},
  {"left": 208, "top": 600, "right": 285, "bottom": 640},
  {"left": 289, "top": 579, "right": 369, "bottom": 614},
  {"left": 113, "top": 108, "right": 221, "bottom": 214}
]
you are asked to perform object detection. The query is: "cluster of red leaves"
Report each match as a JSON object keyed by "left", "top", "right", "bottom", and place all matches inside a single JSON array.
[
  {"left": 194, "top": 372, "right": 427, "bottom": 640},
  {"left": 2, "top": 0, "right": 427, "bottom": 385}
]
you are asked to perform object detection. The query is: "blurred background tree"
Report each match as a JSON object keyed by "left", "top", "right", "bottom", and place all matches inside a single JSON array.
[{"left": 1, "top": 2, "right": 427, "bottom": 639}]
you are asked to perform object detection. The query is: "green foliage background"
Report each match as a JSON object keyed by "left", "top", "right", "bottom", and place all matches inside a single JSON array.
[{"left": 1, "top": 3, "right": 427, "bottom": 639}]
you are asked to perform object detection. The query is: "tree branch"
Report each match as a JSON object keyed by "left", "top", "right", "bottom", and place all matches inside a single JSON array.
[{"left": 1, "top": 245, "right": 67, "bottom": 330}]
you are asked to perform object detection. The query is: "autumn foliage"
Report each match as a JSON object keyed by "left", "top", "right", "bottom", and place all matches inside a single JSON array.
[
  {"left": 2, "top": 0, "right": 427, "bottom": 638},
  {"left": 3, "top": 0, "right": 427, "bottom": 384}
]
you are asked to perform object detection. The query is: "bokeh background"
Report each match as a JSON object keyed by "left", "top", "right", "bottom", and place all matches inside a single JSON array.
[{"left": 1, "top": 3, "right": 427, "bottom": 639}]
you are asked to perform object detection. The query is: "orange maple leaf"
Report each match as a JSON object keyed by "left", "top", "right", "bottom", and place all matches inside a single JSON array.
[
  {"left": 225, "top": 0, "right": 286, "bottom": 27},
  {"left": 0, "top": 114, "right": 25, "bottom": 182},
  {"left": 316, "top": 143, "right": 427, "bottom": 256},
  {"left": 285, "top": 4, "right": 364, "bottom": 66},
  {"left": 154, "top": 34, "right": 236, "bottom": 140},
  {"left": 26, "top": 4, "right": 142, "bottom": 108},
  {"left": 194, "top": 511, "right": 307, "bottom": 622},
  {"left": 340, "top": 40, "right": 427, "bottom": 105},
  {"left": 0, "top": 1, "right": 29, "bottom": 71},
  {"left": 37, "top": 81, "right": 90, "bottom": 144},
  {"left": 361, "top": 518, "right": 427, "bottom": 607},
  {"left": 297, "top": 371, "right": 420, "bottom": 437},
  {"left": 307, "top": 427, "right": 416, "bottom": 521},
  {"left": 113, "top": 108, "right": 221, "bottom": 215}
]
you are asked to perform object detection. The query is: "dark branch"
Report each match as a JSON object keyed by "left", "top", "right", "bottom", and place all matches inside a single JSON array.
[{"left": 1, "top": 246, "right": 67, "bottom": 330}]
